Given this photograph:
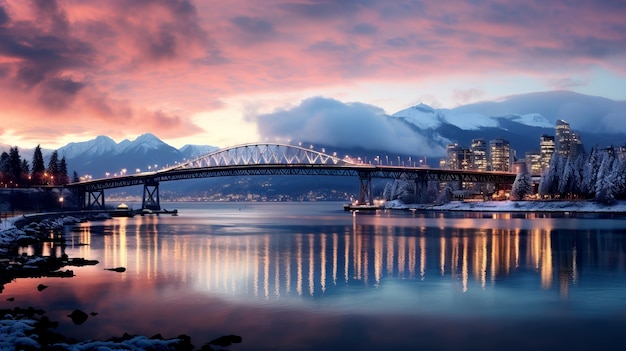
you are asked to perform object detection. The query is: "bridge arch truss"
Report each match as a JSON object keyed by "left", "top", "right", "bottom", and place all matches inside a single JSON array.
[{"left": 171, "top": 143, "right": 361, "bottom": 170}]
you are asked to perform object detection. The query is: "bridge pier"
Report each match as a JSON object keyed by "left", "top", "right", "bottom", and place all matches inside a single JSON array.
[
  {"left": 357, "top": 172, "right": 373, "bottom": 206},
  {"left": 84, "top": 190, "right": 105, "bottom": 210},
  {"left": 142, "top": 180, "right": 161, "bottom": 211}
]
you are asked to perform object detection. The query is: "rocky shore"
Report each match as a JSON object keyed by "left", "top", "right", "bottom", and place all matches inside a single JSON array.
[{"left": 0, "top": 213, "right": 242, "bottom": 350}]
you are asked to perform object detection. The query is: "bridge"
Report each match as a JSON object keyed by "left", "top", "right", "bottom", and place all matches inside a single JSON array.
[{"left": 67, "top": 143, "right": 517, "bottom": 211}]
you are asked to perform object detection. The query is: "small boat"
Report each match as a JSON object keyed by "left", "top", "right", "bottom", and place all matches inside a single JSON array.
[{"left": 110, "top": 203, "right": 134, "bottom": 217}]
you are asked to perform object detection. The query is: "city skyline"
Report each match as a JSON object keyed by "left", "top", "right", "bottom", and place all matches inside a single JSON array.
[{"left": 1, "top": 0, "right": 625, "bottom": 150}]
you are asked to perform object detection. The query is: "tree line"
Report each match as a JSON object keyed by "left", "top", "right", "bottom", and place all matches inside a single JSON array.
[
  {"left": 0, "top": 145, "right": 74, "bottom": 187},
  {"left": 529, "top": 146, "right": 626, "bottom": 204}
]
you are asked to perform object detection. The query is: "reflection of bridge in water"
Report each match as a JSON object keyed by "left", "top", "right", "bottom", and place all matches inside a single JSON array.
[
  {"left": 67, "top": 213, "right": 603, "bottom": 299},
  {"left": 68, "top": 143, "right": 516, "bottom": 210}
]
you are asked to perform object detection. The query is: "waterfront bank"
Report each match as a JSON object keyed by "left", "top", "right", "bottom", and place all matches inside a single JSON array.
[{"left": 385, "top": 199, "right": 626, "bottom": 213}]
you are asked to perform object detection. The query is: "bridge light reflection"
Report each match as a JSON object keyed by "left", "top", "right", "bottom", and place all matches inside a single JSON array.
[{"left": 83, "top": 215, "right": 583, "bottom": 300}]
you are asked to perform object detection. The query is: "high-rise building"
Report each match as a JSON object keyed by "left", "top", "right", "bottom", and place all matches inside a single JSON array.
[
  {"left": 539, "top": 134, "right": 555, "bottom": 173},
  {"left": 570, "top": 132, "right": 584, "bottom": 159},
  {"left": 556, "top": 119, "right": 585, "bottom": 159},
  {"left": 445, "top": 143, "right": 460, "bottom": 169},
  {"left": 525, "top": 150, "right": 542, "bottom": 175},
  {"left": 459, "top": 148, "right": 472, "bottom": 170},
  {"left": 489, "top": 138, "right": 511, "bottom": 172},
  {"left": 471, "top": 138, "right": 488, "bottom": 172},
  {"left": 555, "top": 119, "right": 571, "bottom": 157}
]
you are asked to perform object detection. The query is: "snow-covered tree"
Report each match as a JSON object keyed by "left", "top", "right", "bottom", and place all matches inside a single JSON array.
[
  {"left": 539, "top": 153, "right": 562, "bottom": 198},
  {"left": 558, "top": 156, "right": 575, "bottom": 198},
  {"left": 436, "top": 185, "right": 454, "bottom": 204},
  {"left": 582, "top": 146, "right": 600, "bottom": 197},
  {"left": 511, "top": 163, "right": 533, "bottom": 200},
  {"left": 571, "top": 154, "right": 586, "bottom": 197},
  {"left": 595, "top": 152, "right": 617, "bottom": 204},
  {"left": 383, "top": 178, "right": 416, "bottom": 203},
  {"left": 613, "top": 158, "right": 626, "bottom": 198}
]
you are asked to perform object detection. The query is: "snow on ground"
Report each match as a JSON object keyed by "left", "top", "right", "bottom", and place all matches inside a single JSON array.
[
  {"left": 0, "top": 314, "right": 185, "bottom": 351},
  {"left": 385, "top": 199, "right": 626, "bottom": 213}
]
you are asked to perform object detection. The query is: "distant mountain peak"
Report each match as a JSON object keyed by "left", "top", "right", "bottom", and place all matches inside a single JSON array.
[
  {"left": 60, "top": 135, "right": 117, "bottom": 159},
  {"left": 411, "top": 103, "right": 436, "bottom": 113},
  {"left": 179, "top": 144, "right": 219, "bottom": 159}
]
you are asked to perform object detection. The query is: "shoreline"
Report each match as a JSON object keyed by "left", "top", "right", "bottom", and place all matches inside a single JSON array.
[{"left": 384, "top": 199, "right": 626, "bottom": 213}]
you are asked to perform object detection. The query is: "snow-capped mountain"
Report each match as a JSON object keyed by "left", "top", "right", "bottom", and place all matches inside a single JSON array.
[
  {"left": 391, "top": 91, "right": 626, "bottom": 158},
  {"left": 51, "top": 133, "right": 217, "bottom": 178},
  {"left": 394, "top": 103, "right": 555, "bottom": 131},
  {"left": 179, "top": 144, "right": 219, "bottom": 160},
  {"left": 58, "top": 135, "right": 118, "bottom": 159}
]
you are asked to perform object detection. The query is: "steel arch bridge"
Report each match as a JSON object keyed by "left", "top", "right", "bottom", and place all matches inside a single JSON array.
[{"left": 67, "top": 142, "right": 517, "bottom": 211}]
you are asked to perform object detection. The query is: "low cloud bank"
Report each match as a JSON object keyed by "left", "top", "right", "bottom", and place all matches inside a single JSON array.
[{"left": 252, "top": 97, "right": 445, "bottom": 156}]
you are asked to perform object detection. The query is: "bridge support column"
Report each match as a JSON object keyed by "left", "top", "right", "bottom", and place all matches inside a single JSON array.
[
  {"left": 357, "top": 172, "right": 373, "bottom": 206},
  {"left": 85, "top": 190, "right": 105, "bottom": 210},
  {"left": 142, "top": 180, "right": 161, "bottom": 212},
  {"left": 415, "top": 180, "right": 429, "bottom": 204}
]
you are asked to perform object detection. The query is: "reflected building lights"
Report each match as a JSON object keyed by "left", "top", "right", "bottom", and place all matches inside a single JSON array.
[
  {"left": 332, "top": 233, "right": 338, "bottom": 286},
  {"left": 321, "top": 233, "right": 327, "bottom": 292},
  {"left": 462, "top": 236, "right": 469, "bottom": 293},
  {"left": 264, "top": 235, "right": 270, "bottom": 299},
  {"left": 440, "top": 237, "right": 446, "bottom": 276},
  {"left": 420, "top": 236, "right": 426, "bottom": 280},
  {"left": 296, "top": 235, "right": 303, "bottom": 296},
  {"left": 374, "top": 233, "right": 383, "bottom": 285},
  {"left": 308, "top": 234, "right": 314, "bottom": 296},
  {"left": 81, "top": 213, "right": 613, "bottom": 301},
  {"left": 344, "top": 233, "right": 350, "bottom": 283}
]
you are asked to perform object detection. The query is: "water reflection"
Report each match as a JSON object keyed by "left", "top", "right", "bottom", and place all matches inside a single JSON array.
[
  {"left": 65, "top": 209, "right": 626, "bottom": 301},
  {"left": 8, "top": 204, "right": 626, "bottom": 350}
]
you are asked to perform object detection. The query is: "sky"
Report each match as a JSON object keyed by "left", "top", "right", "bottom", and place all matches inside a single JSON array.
[{"left": 1, "top": 0, "right": 625, "bottom": 151}]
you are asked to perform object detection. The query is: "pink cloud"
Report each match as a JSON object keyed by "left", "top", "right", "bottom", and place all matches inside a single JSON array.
[{"left": 1, "top": 0, "right": 625, "bottom": 147}]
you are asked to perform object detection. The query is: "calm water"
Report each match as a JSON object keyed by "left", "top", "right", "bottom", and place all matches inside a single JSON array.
[{"left": 4, "top": 202, "right": 626, "bottom": 350}]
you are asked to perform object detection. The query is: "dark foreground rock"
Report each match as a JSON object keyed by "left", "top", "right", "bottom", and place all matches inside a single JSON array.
[
  {"left": 0, "top": 307, "right": 242, "bottom": 350},
  {"left": 1, "top": 214, "right": 242, "bottom": 350}
]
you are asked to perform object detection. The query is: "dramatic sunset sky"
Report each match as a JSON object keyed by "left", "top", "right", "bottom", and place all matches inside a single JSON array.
[{"left": 1, "top": 0, "right": 625, "bottom": 150}]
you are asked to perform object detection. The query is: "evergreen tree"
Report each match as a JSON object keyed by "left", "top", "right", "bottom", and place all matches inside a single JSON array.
[
  {"left": 21, "top": 159, "right": 30, "bottom": 185},
  {"left": 558, "top": 156, "right": 575, "bottom": 198},
  {"left": 47, "top": 150, "right": 60, "bottom": 185},
  {"left": 572, "top": 154, "right": 586, "bottom": 198},
  {"left": 58, "top": 157, "right": 69, "bottom": 185},
  {"left": 73, "top": 171, "right": 80, "bottom": 183},
  {"left": 582, "top": 146, "right": 600, "bottom": 197},
  {"left": 511, "top": 163, "right": 533, "bottom": 200},
  {"left": 595, "top": 152, "right": 616, "bottom": 204},
  {"left": 383, "top": 178, "right": 416, "bottom": 203},
  {"left": 539, "top": 153, "right": 561, "bottom": 198},
  {"left": 613, "top": 158, "right": 626, "bottom": 199},
  {"left": 0, "top": 151, "right": 9, "bottom": 183},
  {"left": 8, "top": 147, "right": 22, "bottom": 185},
  {"left": 31, "top": 144, "right": 46, "bottom": 185}
]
